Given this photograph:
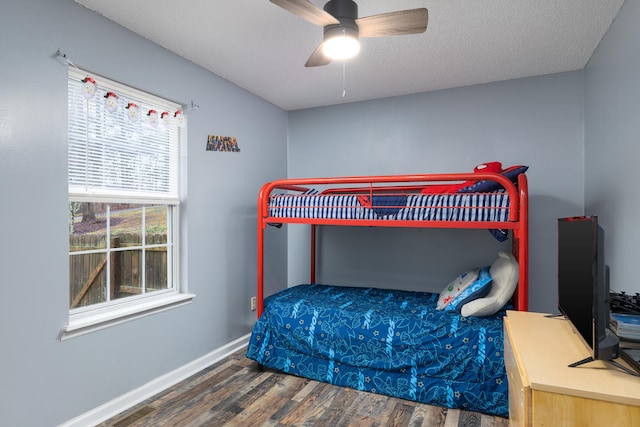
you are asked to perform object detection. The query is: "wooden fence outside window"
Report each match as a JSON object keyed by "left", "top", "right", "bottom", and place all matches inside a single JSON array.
[{"left": 69, "top": 233, "right": 168, "bottom": 308}]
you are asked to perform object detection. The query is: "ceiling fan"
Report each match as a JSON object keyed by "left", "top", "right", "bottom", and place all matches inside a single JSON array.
[{"left": 270, "top": 0, "right": 429, "bottom": 67}]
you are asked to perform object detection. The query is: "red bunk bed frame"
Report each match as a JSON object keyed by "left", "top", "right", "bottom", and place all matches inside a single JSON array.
[{"left": 256, "top": 172, "right": 529, "bottom": 317}]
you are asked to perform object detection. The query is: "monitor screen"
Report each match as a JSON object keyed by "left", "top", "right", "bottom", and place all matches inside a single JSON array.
[
  {"left": 558, "top": 215, "right": 619, "bottom": 363},
  {"left": 557, "top": 216, "right": 595, "bottom": 349}
]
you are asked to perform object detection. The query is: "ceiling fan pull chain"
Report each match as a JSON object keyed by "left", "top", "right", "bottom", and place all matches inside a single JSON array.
[{"left": 342, "top": 60, "right": 347, "bottom": 98}]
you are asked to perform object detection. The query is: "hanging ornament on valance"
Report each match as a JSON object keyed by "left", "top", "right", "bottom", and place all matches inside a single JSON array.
[
  {"left": 81, "top": 77, "right": 97, "bottom": 99},
  {"left": 174, "top": 110, "right": 185, "bottom": 128},
  {"left": 126, "top": 102, "right": 140, "bottom": 123},
  {"left": 161, "top": 111, "right": 171, "bottom": 128},
  {"left": 147, "top": 109, "right": 159, "bottom": 128},
  {"left": 104, "top": 91, "right": 118, "bottom": 113}
]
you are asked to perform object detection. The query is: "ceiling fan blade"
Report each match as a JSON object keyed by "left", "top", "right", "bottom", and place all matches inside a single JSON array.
[
  {"left": 305, "top": 43, "right": 332, "bottom": 67},
  {"left": 270, "top": 0, "right": 340, "bottom": 27},
  {"left": 356, "top": 8, "right": 428, "bottom": 38}
]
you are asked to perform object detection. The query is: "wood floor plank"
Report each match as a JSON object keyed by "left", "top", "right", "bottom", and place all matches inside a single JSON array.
[
  {"left": 355, "top": 391, "right": 397, "bottom": 420},
  {"left": 406, "top": 403, "right": 448, "bottom": 426},
  {"left": 161, "top": 366, "right": 263, "bottom": 427},
  {"left": 101, "top": 349, "right": 510, "bottom": 427},
  {"left": 225, "top": 372, "right": 309, "bottom": 426},
  {"left": 388, "top": 401, "right": 417, "bottom": 427},
  {"left": 366, "top": 395, "right": 408, "bottom": 427},
  {"left": 186, "top": 370, "right": 281, "bottom": 426},
  {"left": 444, "top": 408, "right": 460, "bottom": 427},
  {"left": 313, "top": 386, "right": 361, "bottom": 426},
  {"left": 263, "top": 398, "right": 301, "bottom": 425},
  {"left": 274, "top": 381, "right": 342, "bottom": 426},
  {"left": 457, "top": 410, "right": 482, "bottom": 427},
  {"left": 128, "top": 365, "right": 248, "bottom": 425},
  {"left": 330, "top": 389, "right": 373, "bottom": 425},
  {"left": 290, "top": 377, "right": 321, "bottom": 402},
  {"left": 482, "top": 412, "right": 510, "bottom": 427}
]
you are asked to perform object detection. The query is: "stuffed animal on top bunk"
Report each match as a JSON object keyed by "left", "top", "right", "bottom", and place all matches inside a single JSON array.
[
  {"left": 420, "top": 161, "right": 528, "bottom": 194},
  {"left": 436, "top": 251, "right": 519, "bottom": 317}
]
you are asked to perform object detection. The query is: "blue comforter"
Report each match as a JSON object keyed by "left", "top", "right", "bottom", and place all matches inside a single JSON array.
[{"left": 246, "top": 284, "right": 509, "bottom": 417}]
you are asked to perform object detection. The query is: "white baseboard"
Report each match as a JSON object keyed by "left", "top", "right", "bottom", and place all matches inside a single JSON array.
[{"left": 59, "top": 334, "right": 251, "bottom": 427}]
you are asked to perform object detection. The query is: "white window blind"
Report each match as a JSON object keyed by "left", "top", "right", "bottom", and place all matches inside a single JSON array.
[{"left": 68, "top": 67, "right": 182, "bottom": 204}]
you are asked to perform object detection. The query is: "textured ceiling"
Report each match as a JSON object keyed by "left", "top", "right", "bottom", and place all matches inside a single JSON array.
[{"left": 74, "top": 0, "right": 624, "bottom": 111}]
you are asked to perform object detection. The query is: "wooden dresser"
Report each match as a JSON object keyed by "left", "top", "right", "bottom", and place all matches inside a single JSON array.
[{"left": 504, "top": 310, "right": 640, "bottom": 426}]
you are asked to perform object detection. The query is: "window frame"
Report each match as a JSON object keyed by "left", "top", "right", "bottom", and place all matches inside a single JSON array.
[{"left": 62, "top": 68, "right": 193, "bottom": 340}]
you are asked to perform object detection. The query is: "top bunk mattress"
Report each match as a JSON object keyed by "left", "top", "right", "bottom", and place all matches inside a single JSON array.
[
  {"left": 268, "top": 192, "right": 512, "bottom": 222},
  {"left": 259, "top": 167, "right": 528, "bottom": 226}
]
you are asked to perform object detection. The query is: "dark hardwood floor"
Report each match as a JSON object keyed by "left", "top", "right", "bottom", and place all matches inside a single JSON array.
[{"left": 100, "top": 348, "right": 509, "bottom": 427}]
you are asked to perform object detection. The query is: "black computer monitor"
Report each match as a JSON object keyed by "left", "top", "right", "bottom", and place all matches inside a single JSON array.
[{"left": 557, "top": 216, "right": 620, "bottom": 367}]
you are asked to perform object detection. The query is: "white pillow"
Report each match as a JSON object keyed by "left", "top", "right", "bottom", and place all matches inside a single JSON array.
[
  {"left": 436, "top": 268, "right": 480, "bottom": 310},
  {"left": 460, "top": 251, "right": 519, "bottom": 317},
  {"left": 444, "top": 266, "right": 493, "bottom": 313}
]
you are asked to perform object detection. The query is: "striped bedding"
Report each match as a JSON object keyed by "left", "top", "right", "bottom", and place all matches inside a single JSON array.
[{"left": 268, "top": 192, "right": 511, "bottom": 222}]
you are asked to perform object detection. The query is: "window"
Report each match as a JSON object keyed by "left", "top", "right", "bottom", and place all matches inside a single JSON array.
[{"left": 64, "top": 67, "right": 191, "bottom": 339}]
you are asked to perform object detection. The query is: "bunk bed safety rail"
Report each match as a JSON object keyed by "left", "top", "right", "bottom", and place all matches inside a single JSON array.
[{"left": 258, "top": 173, "right": 520, "bottom": 223}]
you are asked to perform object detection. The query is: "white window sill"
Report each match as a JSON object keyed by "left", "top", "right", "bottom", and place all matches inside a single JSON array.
[{"left": 60, "top": 292, "right": 195, "bottom": 341}]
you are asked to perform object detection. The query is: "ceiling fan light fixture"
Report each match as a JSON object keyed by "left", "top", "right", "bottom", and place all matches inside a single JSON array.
[{"left": 323, "top": 26, "right": 360, "bottom": 60}]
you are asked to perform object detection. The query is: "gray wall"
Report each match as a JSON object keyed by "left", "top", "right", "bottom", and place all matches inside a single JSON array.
[
  {"left": 585, "top": 0, "right": 640, "bottom": 295},
  {"left": 0, "top": 0, "right": 635, "bottom": 425},
  {"left": 0, "top": 1, "right": 287, "bottom": 426},
  {"left": 288, "top": 72, "right": 586, "bottom": 314}
]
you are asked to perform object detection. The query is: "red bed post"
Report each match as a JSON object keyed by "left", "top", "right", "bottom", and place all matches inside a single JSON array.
[
  {"left": 512, "top": 173, "right": 529, "bottom": 311},
  {"left": 257, "top": 218, "right": 265, "bottom": 318},
  {"left": 310, "top": 224, "right": 317, "bottom": 284},
  {"left": 256, "top": 182, "right": 272, "bottom": 318}
]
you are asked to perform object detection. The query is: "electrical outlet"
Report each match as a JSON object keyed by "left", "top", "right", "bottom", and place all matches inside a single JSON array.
[{"left": 250, "top": 296, "right": 257, "bottom": 311}]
